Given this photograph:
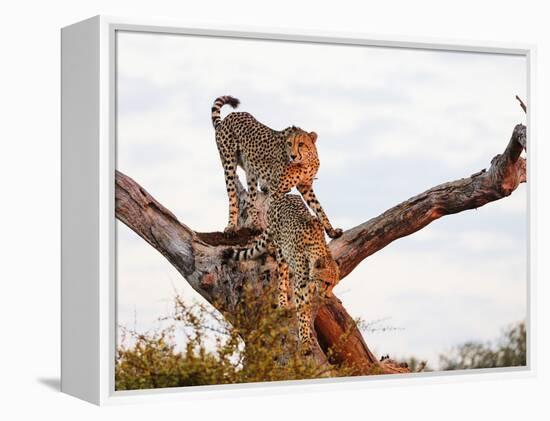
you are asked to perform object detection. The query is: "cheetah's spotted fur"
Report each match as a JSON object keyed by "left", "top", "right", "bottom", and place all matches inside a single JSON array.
[
  {"left": 211, "top": 95, "right": 342, "bottom": 239},
  {"left": 223, "top": 194, "right": 340, "bottom": 355}
]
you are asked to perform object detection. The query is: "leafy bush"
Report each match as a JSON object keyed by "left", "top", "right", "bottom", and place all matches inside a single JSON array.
[
  {"left": 439, "top": 321, "right": 526, "bottom": 370},
  {"left": 116, "top": 285, "right": 355, "bottom": 390}
]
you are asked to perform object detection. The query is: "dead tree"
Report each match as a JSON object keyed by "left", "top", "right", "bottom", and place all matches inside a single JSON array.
[{"left": 115, "top": 122, "right": 526, "bottom": 375}]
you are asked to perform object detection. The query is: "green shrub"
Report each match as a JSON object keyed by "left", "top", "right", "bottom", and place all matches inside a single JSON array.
[
  {"left": 439, "top": 321, "right": 526, "bottom": 370},
  {"left": 116, "top": 285, "right": 355, "bottom": 390}
]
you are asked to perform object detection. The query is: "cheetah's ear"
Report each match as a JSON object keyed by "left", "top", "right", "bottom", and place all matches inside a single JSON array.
[
  {"left": 314, "top": 257, "right": 325, "bottom": 269},
  {"left": 309, "top": 131, "right": 318, "bottom": 143}
]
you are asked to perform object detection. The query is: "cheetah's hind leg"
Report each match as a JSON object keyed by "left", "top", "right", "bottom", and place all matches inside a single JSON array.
[
  {"left": 244, "top": 169, "right": 261, "bottom": 230},
  {"left": 293, "top": 274, "right": 318, "bottom": 356},
  {"left": 220, "top": 156, "right": 240, "bottom": 234},
  {"left": 275, "top": 249, "right": 290, "bottom": 309}
]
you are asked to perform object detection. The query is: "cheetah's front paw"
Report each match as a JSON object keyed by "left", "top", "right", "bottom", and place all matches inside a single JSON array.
[{"left": 327, "top": 228, "right": 343, "bottom": 239}]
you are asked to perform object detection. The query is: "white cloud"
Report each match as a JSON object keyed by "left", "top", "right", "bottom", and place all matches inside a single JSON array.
[{"left": 456, "top": 230, "right": 517, "bottom": 253}]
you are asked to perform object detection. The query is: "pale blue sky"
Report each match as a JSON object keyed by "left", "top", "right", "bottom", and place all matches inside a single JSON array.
[{"left": 116, "top": 31, "right": 527, "bottom": 369}]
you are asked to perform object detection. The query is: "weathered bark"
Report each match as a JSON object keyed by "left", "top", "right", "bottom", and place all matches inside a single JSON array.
[
  {"left": 115, "top": 123, "right": 526, "bottom": 375},
  {"left": 329, "top": 123, "right": 527, "bottom": 279}
]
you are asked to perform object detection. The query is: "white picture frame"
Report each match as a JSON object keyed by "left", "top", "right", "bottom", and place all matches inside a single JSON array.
[{"left": 61, "top": 15, "right": 536, "bottom": 405}]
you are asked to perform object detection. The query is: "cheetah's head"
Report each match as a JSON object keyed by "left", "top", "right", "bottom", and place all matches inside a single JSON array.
[
  {"left": 285, "top": 128, "right": 319, "bottom": 165},
  {"left": 312, "top": 255, "right": 340, "bottom": 298}
]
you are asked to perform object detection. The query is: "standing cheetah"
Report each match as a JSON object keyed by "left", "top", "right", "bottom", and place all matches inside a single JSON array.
[
  {"left": 223, "top": 194, "right": 340, "bottom": 355},
  {"left": 211, "top": 95, "right": 342, "bottom": 239}
]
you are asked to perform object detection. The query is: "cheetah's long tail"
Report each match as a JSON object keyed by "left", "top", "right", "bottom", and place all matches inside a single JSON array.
[
  {"left": 222, "top": 230, "right": 269, "bottom": 262},
  {"left": 211, "top": 96, "right": 240, "bottom": 129}
]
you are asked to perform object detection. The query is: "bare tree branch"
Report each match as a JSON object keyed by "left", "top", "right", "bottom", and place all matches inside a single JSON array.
[
  {"left": 329, "top": 124, "right": 527, "bottom": 279},
  {"left": 516, "top": 95, "right": 527, "bottom": 114},
  {"left": 115, "top": 172, "right": 196, "bottom": 276}
]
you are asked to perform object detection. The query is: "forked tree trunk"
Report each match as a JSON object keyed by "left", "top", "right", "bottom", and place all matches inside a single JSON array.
[{"left": 115, "top": 123, "right": 526, "bottom": 375}]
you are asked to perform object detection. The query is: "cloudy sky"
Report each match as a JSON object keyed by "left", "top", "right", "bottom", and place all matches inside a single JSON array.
[{"left": 115, "top": 30, "right": 527, "bottom": 370}]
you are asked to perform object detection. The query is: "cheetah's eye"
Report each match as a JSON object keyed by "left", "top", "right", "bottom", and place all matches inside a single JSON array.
[{"left": 298, "top": 142, "right": 304, "bottom": 147}]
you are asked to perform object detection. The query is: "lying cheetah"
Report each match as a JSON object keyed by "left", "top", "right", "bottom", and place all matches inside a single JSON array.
[
  {"left": 211, "top": 95, "right": 342, "bottom": 239},
  {"left": 223, "top": 194, "right": 340, "bottom": 355}
]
